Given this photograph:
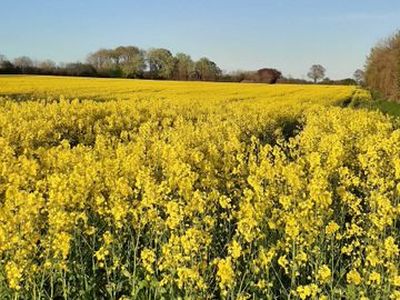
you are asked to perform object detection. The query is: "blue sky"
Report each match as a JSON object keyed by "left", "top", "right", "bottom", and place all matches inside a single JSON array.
[{"left": 1, "top": 0, "right": 399, "bottom": 79}]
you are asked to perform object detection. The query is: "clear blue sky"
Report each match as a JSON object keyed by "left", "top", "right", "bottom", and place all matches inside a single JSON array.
[{"left": 1, "top": 0, "right": 399, "bottom": 79}]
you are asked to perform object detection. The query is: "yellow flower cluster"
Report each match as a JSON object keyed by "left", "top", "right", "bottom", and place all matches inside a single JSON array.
[{"left": 0, "top": 76, "right": 398, "bottom": 299}]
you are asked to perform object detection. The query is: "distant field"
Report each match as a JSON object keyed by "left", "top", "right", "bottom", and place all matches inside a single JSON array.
[
  {"left": 0, "top": 75, "right": 358, "bottom": 103},
  {"left": 1, "top": 76, "right": 399, "bottom": 299}
]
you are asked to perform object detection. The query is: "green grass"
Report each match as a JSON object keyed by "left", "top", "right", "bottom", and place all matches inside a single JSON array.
[
  {"left": 353, "top": 94, "right": 400, "bottom": 118},
  {"left": 371, "top": 100, "right": 400, "bottom": 117}
]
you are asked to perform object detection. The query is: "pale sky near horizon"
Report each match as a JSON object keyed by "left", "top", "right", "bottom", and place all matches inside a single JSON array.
[{"left": 1, "top": 0, "right": 399, "bottom": 79}]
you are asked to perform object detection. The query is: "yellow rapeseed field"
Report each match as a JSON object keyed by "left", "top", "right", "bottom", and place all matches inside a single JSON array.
[{"left": 0, "top": 76, "right": 399, "bottom": 299}]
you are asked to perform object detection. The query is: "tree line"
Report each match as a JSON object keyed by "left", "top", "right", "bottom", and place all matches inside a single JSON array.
[
  {"left": 0, "top": 54, "right": 98, "bottom": 77},
  {"left": 0, "top": 45, "right": 361, "bottom": 85},
  {"left": 0, "top": 46, "right": 285, "bottom": 83},
  {"left": 0, "top": 47, "right": 222, "bottom": 81},
  {"left": 86, "top": 46, "right": 224, "bottom": 81}
]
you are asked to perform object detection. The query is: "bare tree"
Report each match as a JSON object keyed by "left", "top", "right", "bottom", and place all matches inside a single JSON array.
[
  {"left": 353, "top": 69, "right": 365, "bottom": 85},
  {"left": 87, "top": 49, "right": 109, "bottom": 69},
  {"left": 37, "top": 59, "right": 56, "bottom": 73},
  {"left": 14, "top": 56, "right": 33, "bottom": 73},
  {"left": 307, "top": 64, "right": 326, "bottom": 83},
  {"left": 87, "top": 49, "right": 117, "bottom": 75}
]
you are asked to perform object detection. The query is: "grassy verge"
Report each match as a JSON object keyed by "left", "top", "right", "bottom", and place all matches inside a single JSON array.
[
  {"left": 351, "top": 90, "right": 400, "bottom": 117},
  {"left": 369, "top": 99, "right": 400, "bottom": 117}
]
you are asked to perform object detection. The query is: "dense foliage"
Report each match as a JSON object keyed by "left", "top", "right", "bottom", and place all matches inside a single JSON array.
[
  {"left": 0, "top": 46, "right": 224, "bottom": 82},
  {"left": 365, "top": 31, "right": 400, "bottom": 102},
  {"left": 0, "top": 77, "right": 399, "bottom": 299}
]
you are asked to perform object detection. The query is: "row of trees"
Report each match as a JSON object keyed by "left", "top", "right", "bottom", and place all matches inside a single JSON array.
[
  {"left": 86, "top": 46, "right": 222, "bottom": 81},
  {"left": 1, "top": 46, "right": 363, "bottom": 85},
  {"left": 0, "top": 47, "right": 222, "bottom": 81},
  {"left": 305, "top": 64, "right": 363, "bottom": 86},
  {"left": 0, "top": 47, "right": 286, "bottom": 83},
  {"left": 0, "top": 54, "right": 97, "bottom": 77},
  {"left": 365, "top": 31, "right": 400, "bottom": 101}
]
